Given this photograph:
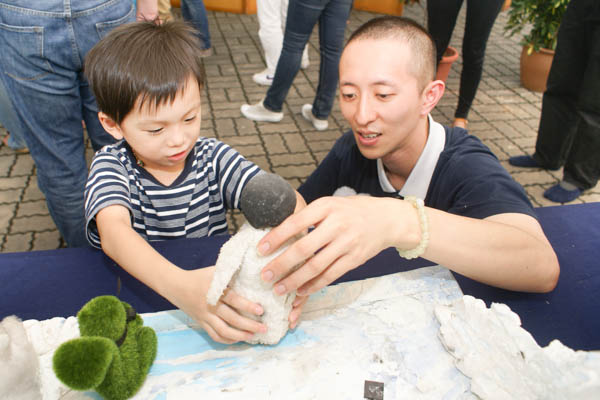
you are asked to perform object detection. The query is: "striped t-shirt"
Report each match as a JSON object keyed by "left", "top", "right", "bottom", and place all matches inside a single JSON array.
[{"left": 84, "top": 138, "right": 261, "bottom": 248}]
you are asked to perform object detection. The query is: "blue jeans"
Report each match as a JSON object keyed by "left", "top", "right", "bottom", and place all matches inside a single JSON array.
[
  {"left": 0, "top": 76, "right": 26, "bottom": 149},
  {"left": 263, "top": 0, "right": 352, "bottom": 119},
  {"left": 181, "top": 0, "right": 212, "bottom": 50},
  {"left": 0, "top": 0, "right": 135, "bottom": 247}
]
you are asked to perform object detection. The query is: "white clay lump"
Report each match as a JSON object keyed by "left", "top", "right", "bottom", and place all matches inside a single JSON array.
[{"left": 206, "top": 173, "right": 301, "bottom": 345}]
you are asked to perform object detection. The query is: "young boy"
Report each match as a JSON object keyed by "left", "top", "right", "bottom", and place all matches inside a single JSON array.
[
  {"left": 257, "top": 16, "right": 560, "bottom": 309},
  {"left": 84, "top": 20, "right": 299, "bottom": 344}
]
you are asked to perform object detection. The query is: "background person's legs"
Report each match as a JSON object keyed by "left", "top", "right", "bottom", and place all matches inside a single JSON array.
[
  {"left": 533, "top": 0, "right": 585, "bottom": 171},
  {"left": 181, "top": 0, "right": 212, "bottom": 53},
  {"left": 0, "top": 76, "right": 27, "bottom": 152},
  {"left": 254, "top": 0, "right": 310, "bottom": 86},
  {"left": 427, "top": 0, "right": 463, "bottom": 65},
  {"left": 262, "top": 0, "right": 324, "bottom": 113},
  {"left": 310, "top": 0, "right": 352, "bottom": 120},
  {"left": 455, "top": 0, "right": 503, "bottom": 119},
  {"left": 0, "top": 0, "right": 133, "bottom": 246},
  {"left": 560, "top": 3, "right": 600, "bottom": 193}
]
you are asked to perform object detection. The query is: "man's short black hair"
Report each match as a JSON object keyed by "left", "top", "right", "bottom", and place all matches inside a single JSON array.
[{"left": 346, "top": 16, "right": 437, "bottom": 91}]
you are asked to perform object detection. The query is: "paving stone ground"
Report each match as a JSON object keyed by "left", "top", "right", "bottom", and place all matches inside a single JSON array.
[{"left": 0, "top": 3, "right": 598, "bottom": 253}]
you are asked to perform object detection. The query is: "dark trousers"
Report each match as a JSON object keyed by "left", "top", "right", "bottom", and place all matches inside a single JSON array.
[
  {"left": 427, "top": 0, "right": 503, "bottom": 119},
  {"left": 264, "top": 0, "right": 353, "bottom": 119},
  {"left": 534, "top": 0, "right": 600, "bottom": 190}
]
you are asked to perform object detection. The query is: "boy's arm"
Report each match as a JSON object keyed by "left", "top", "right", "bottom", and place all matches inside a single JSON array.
[{"left": 95, "top": 204, "right": 267, "bottom": 344}]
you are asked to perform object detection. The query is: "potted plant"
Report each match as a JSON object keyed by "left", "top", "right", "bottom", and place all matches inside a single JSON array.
[{"left": 504, "top": 0, "right": 570, "bottom": 92}]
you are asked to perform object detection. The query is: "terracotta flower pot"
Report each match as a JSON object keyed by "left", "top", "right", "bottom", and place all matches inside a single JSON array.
[
  {"left": 520, "top": 46, "right": 554, "bottom": 93},
  {"left": 436, "top": 46, "right": 459, "bottom": 83}
]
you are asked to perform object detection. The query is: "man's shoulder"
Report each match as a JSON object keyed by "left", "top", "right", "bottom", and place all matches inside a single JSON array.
[
  {"left": 441, "top": 126, "right": 496, "bottom": 162},
  {"left": 434, "top": 125, "right": 510, "bottom": 188}
]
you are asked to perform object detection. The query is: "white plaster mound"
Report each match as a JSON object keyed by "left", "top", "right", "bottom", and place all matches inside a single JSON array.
[
  {"left": 0, "top": 316, "right": 43, "bottom": 400},
  {"left": 207, "top": 223, "right": 299, "bottom": 345},
  {"left": 435, "top": 295, "right": 600, "bottom": 400},
  {"left": 20, "top": 316, "right": 79, "bottom": 400},
  {"left": 19, "top": 267, "right": 600, "bottom": 399}
]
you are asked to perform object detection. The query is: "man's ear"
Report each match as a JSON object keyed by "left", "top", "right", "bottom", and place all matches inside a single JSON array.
[
  {"left": 420, "top": 79, "right": 445, "bottom": 116},
  {"left": 97, "top": 112, "right": 123, "bottom": 140}
]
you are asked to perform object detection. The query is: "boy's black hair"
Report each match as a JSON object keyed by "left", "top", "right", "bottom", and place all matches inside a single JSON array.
[
  {"left": 85, "top": 20, "right": 206, "bottom": 124},
  {"left": 345, "top": 16, "right": 437, "bottom": 91}
]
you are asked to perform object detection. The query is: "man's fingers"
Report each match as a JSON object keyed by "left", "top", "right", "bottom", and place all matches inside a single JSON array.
[
  {"left": 264, "top": 222, "right": 339, "bottom": 293},
  {"left": 258, "top": 198, "right": 330, "bottom": 257},
  {"left": 297, "top": 254, "right": 359, "bottom": 296},
  {"left": 272, "top": 228, "right": 355, "bottom": 295},
  {"left": 289, "top": 295, "right": 309, "bottom": 329},
  {"left": 292, "top": 294, "right": 309, "bottom": 308}
]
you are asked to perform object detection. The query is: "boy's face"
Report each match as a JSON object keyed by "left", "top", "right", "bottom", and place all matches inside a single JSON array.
[
  {"left": 339, "top": 37, "right": 427, "bottom": 160},
  {"left": 104, "top": 76, "right": 203, "bottom": 176}
]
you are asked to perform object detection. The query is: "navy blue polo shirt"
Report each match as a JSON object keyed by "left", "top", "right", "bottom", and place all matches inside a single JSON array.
[{"left": 299, "top": 124, "right": 536, "bottom": 220}]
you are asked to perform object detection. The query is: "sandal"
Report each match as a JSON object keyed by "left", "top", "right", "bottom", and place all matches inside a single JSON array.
[{"left": 452, "top": 118, "right": 468, "bottom": 129}]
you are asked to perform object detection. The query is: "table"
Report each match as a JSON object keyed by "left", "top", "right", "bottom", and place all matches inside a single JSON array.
[{"left": 2, "top": 203, "right": 599, "bottom": 350}]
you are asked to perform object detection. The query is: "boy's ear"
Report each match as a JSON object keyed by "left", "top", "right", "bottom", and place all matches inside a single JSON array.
[
  {"left": 420, "top": 79, "right": 445, "bottom": 116},
  {"left": 97, "top": 112, "right": 123, "bottom": 140}
]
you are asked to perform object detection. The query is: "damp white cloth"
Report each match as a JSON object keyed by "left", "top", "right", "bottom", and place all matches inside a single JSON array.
[{"left": 207, "top": 223, "right": 300, "bottom": 344}]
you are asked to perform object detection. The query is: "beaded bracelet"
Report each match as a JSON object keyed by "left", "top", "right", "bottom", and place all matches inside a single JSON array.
[{"left": 397, "top": 196, "right": 429, "bottom": 259}]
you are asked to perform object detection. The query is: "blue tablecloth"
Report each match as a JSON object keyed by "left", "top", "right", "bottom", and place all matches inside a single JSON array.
[{"left": 1, "top": 203, "right": 599, "bottom": 350}]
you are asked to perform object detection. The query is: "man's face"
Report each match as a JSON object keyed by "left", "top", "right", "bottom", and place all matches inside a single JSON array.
[
  {"left": 117, "top": 76, "right": 203, "bottom": 175},
  {"left": 339, "top": 38, "right": 425, "bottom": 160}
]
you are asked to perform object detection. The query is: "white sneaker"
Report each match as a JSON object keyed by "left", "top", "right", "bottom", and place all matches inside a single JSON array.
[
  {"left": 252, "top": 69, "right": 274, "bottom": 86},
  {"left": 301, "top": 104, "right": 328, "bottom": 131},
  {"left": 301, "top": 58, "right": 310, "bottom": 69},
  {"left": 241, "top": 100, "right": 283, "bottom": 122}
]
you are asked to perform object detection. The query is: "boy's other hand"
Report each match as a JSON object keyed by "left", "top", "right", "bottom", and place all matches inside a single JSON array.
[{"left": 170, "top": 266, "right": 268, "bottom": 344}]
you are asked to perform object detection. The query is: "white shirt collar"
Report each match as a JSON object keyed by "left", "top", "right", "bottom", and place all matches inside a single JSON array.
[{"left": 377, "top": 114, "right": 446, "bottom": 198}]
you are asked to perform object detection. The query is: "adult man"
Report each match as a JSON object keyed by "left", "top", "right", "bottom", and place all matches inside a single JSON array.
[{"left": 255, "top": 17, "right": 559, "bottom": 325}]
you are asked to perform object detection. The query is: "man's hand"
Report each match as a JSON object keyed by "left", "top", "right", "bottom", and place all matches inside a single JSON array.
[
  {"left": 289, "top": 294, "right": 309, "bottom": 329},
  {"left": 257, "top": 196, "right": 413, "bottom": 298}
]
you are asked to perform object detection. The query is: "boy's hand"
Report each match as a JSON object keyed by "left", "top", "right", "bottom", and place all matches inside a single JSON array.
[{"left": 171, "top": 267, "right": 268, "bottom": 344}]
